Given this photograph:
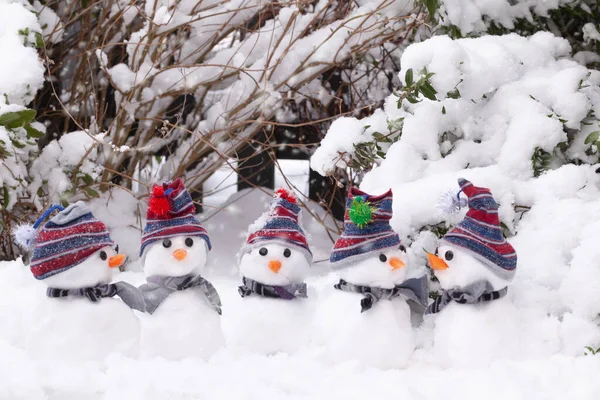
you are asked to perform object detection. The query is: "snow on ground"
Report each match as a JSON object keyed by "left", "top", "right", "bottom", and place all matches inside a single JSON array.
[{"left": 1, "top": 185, "right": 600, "bottom": 398}]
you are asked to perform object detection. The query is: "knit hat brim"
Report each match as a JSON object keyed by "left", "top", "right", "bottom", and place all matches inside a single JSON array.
[{"left": 329, "top": 232, "right": 401, "bottom": 268}]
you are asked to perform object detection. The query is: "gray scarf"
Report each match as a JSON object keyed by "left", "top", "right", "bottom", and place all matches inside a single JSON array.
[
  {"left": 334, "top": 275, "right": 429, "bottom": 313},
  {"left": 46, "top": 282, "right": 145, "bottom": 312},
  {"left": 425, "top": 280, "right": 507, "bottom": 315},
  {"left": 238, "top": 276, "right": 308, "bottom": 300},
  {"left": 139, "top": 275, "right": 222, "bottom": 315}
]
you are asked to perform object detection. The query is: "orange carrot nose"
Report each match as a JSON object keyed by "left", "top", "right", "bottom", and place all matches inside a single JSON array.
[
  {"left": 108, "top": 254, "right": 126, "bottom": 268},
  {"left": 173, "top": 249, "right": 187, "bottom": 261},
  {"left": 269, "top": 260, "right": 282, "bottom": 273},
  {"left": 427, "top": 253, "right": 449, "bottom": 270},
  {"left": 389, "top": 257, "right": 405, "bottom": 270}
]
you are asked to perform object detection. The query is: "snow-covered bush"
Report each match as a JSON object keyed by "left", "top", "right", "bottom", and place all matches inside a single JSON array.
[{"left": 312, "top": 32, "right": 600, "bottom": 349}]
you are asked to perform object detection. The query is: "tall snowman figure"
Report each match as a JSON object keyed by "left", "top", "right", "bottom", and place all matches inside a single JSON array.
[
  {"left": 14, "top": 201, "right": 141, "bottom": 362},
  {"left": 426, "top": 178, "right": 518, "bottom": 367},
  {"left": 314, "top": 188, "right": 428, "bottom": 369},
  {"left": 223, "top": 189, "right": 313, "bottom": 354},
  {"left": 138, "top": 178, "right": 223, "bottom": 360}
]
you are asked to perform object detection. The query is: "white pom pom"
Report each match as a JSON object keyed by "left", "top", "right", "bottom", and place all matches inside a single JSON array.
[
  {"left": 437, "top": 190, "right": 468, "bottom": 215},
  {"left": 13, "top": 224, "right": 38, "bottom": 250}
]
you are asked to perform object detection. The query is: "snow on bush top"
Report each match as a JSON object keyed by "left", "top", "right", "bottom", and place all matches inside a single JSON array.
[{"left": 0, "top": 1, "right": 45, "bottom": 105}]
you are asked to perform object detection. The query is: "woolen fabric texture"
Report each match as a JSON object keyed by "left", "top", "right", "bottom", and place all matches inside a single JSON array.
[{"left": 30, "top": 201, "right": 114, "bottom": 280}]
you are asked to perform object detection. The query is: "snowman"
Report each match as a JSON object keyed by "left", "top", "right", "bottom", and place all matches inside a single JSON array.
[
  {"left": 425, "top": 178, "right": 519, "bottom": 367},
  {"left": 221, "top": 189, "right": 314, "bottom": 355},
  {"left": 137, "top": 178, "right": 224, "bottom": 361},
  {"left": 313, "top": 188, "right": 428, "bottom": 369},
  {"left": 13, "top": 201, "right": 141, "bottom": 362}
]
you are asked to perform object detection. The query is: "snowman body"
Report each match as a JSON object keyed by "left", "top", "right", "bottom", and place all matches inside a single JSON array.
[
  {"left": 139, "top": 235, "right": 224, "bottom": 360},
  {"left": 315, "top": 249, "right": 415, "bottom": 369},
  {"left": 430, "top": 245, "right": 518, "bottom": 368},
  {"left": 224, "top": 243, "right": 313, "bottom": 354},
  {"left": 27, "top": 246, "right": 140, "bottom": 362}
]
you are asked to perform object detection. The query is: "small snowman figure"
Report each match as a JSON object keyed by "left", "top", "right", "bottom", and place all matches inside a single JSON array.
[
  {"left": 222, "top": 189, "right": 313, "bottom": 355},
  {"left": 138, "top": 178, "right": 223, "bottom": 360},
  {"left": 426, "top": 178, "right": 518, "bottom": 367},
  {"left": 13, "top": 201, "right": 141, "bottom": 362},
  {"left": 314, "top": 188, "right": 428, "bottom": 369}
]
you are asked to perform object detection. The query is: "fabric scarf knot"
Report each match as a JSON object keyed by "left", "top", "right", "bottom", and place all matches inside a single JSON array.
[
  {"left": 46, "top": 281, "right": 143, "bottom": 309},
  {"left": 238, "top": 277, "right": 308, "bottom": 300},
  {"left": 334, "top": 275, "right": 429, "bottom": 313},
  {"left": 139, "top": 274, "right": 222, "bottom": 315},
  {"left": 425, "top": 280, "right": 507, "bottom": 315}
]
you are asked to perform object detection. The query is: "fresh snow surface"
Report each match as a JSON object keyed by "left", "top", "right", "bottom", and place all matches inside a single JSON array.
[{"left": 2, "top": 188, "right": 600, "bottom": 398}]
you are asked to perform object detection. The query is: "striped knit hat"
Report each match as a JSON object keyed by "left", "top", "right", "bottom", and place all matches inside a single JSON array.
[
  {"left": 239, "top": 189, "right": 312, "bottom": 263},
  {"left": 140, "top": 178, "right": 211, "bottom": 263},
  {"left": 330, "top": 187, "right": 401, "bottom": 267},
  {"left": 442, "top": 178, "right": 517, "bottom": 281},
  {"left": 28, "top": 202, "right": 114, "bottom": 280}
]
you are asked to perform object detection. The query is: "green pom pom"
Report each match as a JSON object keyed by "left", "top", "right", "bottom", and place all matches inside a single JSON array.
[{"left": 349, "top": 197, "right": 375, "bottom": 228}]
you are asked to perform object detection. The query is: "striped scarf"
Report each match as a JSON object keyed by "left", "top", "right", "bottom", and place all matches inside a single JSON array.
[
  {"left": 425, "top": 280, "right": 507, "bottom": 315},
  {"left": 46, "top": 281, "right": 145, "bottom": 311},
  {"left": 139, "top": 275, "right": 222, "bottom": 315},
  {"left": 238, "top": 277, "right": 308, "bottom": 300},
  {"left": 334, "top": 276, "right": 428, "bottom": 313}
]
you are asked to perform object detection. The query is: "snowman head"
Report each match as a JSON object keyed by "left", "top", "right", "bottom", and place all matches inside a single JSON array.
[
  {"left": 43, "top": 245, "right": 126, "bottom": 289},
  {"left": 239, "top": 243, "right": 309, "bottom": 286},
  {"left": 337, "top": 245, "right": 408, "bottom": 289},
  {"left": 427, "top": 245, "right": 508, "bottom": 291},
  {"left": 143, "top": 235, "right": 208, "bottom": 278}
]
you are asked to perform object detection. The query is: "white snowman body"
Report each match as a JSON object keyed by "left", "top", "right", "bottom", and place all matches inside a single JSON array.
[
  {"left": 314, "top": 248, "right": 415, "bottom": 369},
  {"left": 223, "top": 243, "right": 313, "bottom": 355},
  {"left": 430, "top": 245, "right": 518, "bottom": 368},
  {"left": 139, "top": 235, "right": 224, "bottom": 360},
  {"left": 27, "top": 246, "right": 140, "bottom": 362}
]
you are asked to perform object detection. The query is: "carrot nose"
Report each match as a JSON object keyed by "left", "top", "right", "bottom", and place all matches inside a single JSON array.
[
  {"left": 173, "top": 249, "right": 187, "bottom": 261},
  {"left": 269, "top": 260, "right": 282, "bottom": 273},
  {"left": 427, "top": 252, "right": 449, "bottom": 270},
  {"left": 389, "top": 257, "right": 405, "bottom": 270},
  {"left": 108, "top": 254, "right": 126, "bottom": 268}
]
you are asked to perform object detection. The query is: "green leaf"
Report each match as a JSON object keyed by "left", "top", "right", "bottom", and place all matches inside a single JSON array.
[
  {"left": 423, "top": 0, "right": 440, "bottom": 20},
  {"left": 405, "top": 68, "right": 414, "bottom": 86},
  {"left": 419, "top": 82, "right": 438, "bottom": 101},
  {"left": 2, "top": 186, "right": 8, "bottom": 209},
  {"left": 82, "top": 174, "right": 94, "bottom": 185},
  {"left": 35, "top": 32, "right": 44, "bottom": 49},
  {"left": 442, "top": 106, "right": 446, "bottom": 114},
  {"left": 406, "top": 95, "right": 420, "bottom": 104},
  {"left": 0, "top": 109, "right": 36, "bottom": 129},
  {"left": 85, "top": 188, "right": 99, "bottom": 198},
  {"left": 376, "top": 151, "right": 386, "bottom": 158},
  {"left": 25, "top": 125, "right": 44, "bottom": 139},
  {"left": 372, "top": 132, "right": 392, "bottom": 143},
  {"left": 584, "top": 131, "right": 600, "bottom": 145},
  {"left": 10, "top": 138, "right": 25, "bottom": 149}
]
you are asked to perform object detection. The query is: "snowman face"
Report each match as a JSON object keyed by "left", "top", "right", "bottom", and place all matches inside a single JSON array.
[
  {"left": 239, "top": 243, "right": 310, "bottom": 286},
  {"left": 427, "top": 245, "right": 508, "bottom": 290},
  {"left": 42, "top": 245, "right": 126, "bottom": 289},
  {"left": 144, "top": 236, "right": 208, "bottom": 278},
  {"left": 337, "top": 246, "right": 408, "bottom": 289}
]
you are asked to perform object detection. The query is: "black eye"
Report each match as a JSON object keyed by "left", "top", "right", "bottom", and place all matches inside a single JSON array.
[
  {"left": 259, "top": 247, "right": 268, "bottom": 256},
  {"left": 444, "top": 250, "right": 454, "bottom": 261},
  {"left": 114, "top": 245, "right": 119, "bottom": 253},
  {"left": 283, "top": 248, "right": 291, "bottom": 258},
  {"left": 379, "top": 254, "right": 387, "bottom": 262},
  {"left": 100, "top": 251, "right": 107, "bottom": 261},
  {"left": 399, "top": 245, "right": 406, "bottom": 252},
  {"left": 163, "top": 239, "right": 172, "bottom": 248},
  {"left": 185, "top": 238, "right": 194, "bottom": 247}
]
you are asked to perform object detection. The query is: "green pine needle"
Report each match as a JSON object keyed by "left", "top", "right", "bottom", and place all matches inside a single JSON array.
[{"left": 349, "top": 197, "right": 376, "bottom": 227}]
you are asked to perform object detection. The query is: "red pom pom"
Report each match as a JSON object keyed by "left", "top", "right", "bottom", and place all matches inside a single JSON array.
[
  {"left": 275, "top": 188, "right": 296, "bottom": 204},
  {"left": 149, "top": 186, "right": 171, "bottom": 216}
]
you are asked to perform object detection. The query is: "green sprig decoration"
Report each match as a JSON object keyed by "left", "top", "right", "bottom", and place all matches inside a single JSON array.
[{"left": 349, "top": 197, "right": 376, "bottom": 228}]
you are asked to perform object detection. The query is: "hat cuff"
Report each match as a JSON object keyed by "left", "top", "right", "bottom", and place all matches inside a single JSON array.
[{"left": 441, "top": 238, "right": 516, "bottom": 281}]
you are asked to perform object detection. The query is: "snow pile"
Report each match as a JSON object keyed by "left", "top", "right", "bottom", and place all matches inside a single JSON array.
[{"left": 314, "top": 32, "right": 600, "bottom": 360}]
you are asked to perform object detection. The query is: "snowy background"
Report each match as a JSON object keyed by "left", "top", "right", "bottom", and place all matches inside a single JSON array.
[{"left": 1, "top": 0, "right": 600, "bottom": 398}]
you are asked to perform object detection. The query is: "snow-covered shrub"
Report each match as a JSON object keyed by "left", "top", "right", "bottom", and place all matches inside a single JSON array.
[{"left": 312, "top": 32, "right": 600, "bottom": 348}]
